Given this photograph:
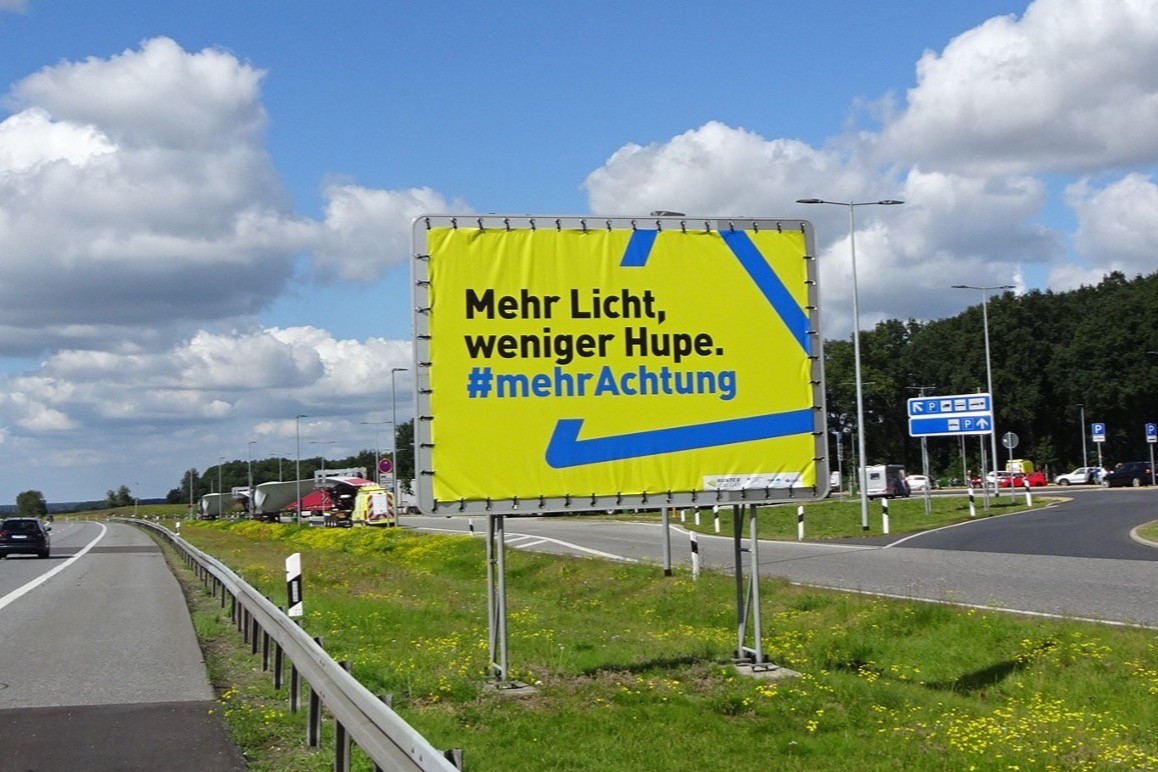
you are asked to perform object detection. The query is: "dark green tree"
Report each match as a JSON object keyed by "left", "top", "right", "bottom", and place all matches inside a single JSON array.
[{"left": 16, "top": 490, "right": 48, "bottom": 517}]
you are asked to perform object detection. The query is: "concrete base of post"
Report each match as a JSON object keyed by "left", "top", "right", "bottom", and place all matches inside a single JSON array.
[{"left": 733, "top": 662, "right": 800, "bottom": 681}]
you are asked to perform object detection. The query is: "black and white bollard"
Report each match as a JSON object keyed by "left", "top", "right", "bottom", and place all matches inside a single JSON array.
[
  {"left": 796, "top": 505, "right": 805, "bottom": 541},
  {"left": 713, "top": 504, "right": 720, "bottom": 534},
  {"left": 882, "top": 498, "right": 890, "bottom": 534},
  {"left": 694, "top": 507, "right": 701, "bottom": 526},
  {"left": 968, "top": 487, "right": 976, "bottom": 519},
  {"left": 1024, "top": 480, "right": 1033, "bottom": 506},
  {"left": 468, "top": 518, "right": 475, "bottom": 535},
  {"left": 690, "top": 532, "right": 700, "bottom": 580},
  {"left": 285, "top": 552, "right": 304, "bottom": 619}
]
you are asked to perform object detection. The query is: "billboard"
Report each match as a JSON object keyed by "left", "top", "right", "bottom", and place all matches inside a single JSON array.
[{"left": 411, "top": 215, "right": 826, "bottom": 515}]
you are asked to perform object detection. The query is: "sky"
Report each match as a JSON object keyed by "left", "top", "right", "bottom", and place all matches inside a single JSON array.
[{"left": 1, "top": 0, "right": 1156, "bottom": 503}]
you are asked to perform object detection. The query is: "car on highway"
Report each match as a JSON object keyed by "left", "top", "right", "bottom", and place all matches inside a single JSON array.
[
  {"left": 1101, "top": 461, "right": 1154, "bottom": 488},
  {"left": 0, "top": 517, "right": 52, "bottom": 559},
  {"left": 1054, "top": 466, "right": 1104, "bottom": 485}
]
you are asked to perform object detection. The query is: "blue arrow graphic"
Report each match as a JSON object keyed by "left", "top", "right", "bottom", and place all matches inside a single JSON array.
[{"left": 546, "top": 409, "right": 815, "bottom": 468}]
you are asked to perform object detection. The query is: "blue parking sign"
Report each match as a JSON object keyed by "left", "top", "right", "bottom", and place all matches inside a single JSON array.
[
  {"left": 1091, "top": 422, "right": 1106, "bottom": 443},
  {"left": 1147, "top": 423, "right": 1157, "bottom": 444}
]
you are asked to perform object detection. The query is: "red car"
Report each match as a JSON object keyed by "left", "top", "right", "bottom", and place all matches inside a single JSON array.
[{"left": 1001, "top": 470, "right": 1047, "bottom": 487}]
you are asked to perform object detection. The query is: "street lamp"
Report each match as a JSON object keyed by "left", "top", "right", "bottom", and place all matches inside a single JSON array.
[
  {"left": 310, "top": 440, "right": 337, "bottom": 521},
  {"left": 1078, "top": 403, "right": 1087, "bottom": 468},
  {"left": 295, "top": 414, "right": 307, "bottom": 524},
  {"left": 391, "top": 367, "right": 408, "bottom": 515},
  {"left": 798, "top": 197, "right": 905, "bottom": 530},
  {"left": 247, "top": 440, "right": 257, "bottom": 519},
  {"left": 218, "top": 457, "right": 225, "bottom": 518},
  {"left": 360, "top": 420, "right": 393, "bottom": 485},
  {"left": 133, "top": 481, "right": 140, "bottom": 518},
  {"left": 951, "top": 284, "right": 1014, "bottom": 498}
]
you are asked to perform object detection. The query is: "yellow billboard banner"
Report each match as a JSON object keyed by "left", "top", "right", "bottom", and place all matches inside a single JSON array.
[{"left": 411, "top": 215, "right": 826, "bottom": 514}]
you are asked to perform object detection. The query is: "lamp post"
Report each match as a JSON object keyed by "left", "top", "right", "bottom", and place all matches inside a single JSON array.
[
  {"left": 798, "top": 197, "right": 904, "bottom": 530},
  {"left": 1078, "top": 403, "right": 1087, "bottom": 469},
  {"left": 360, "top": 420, "right": 393, "bottom": 485},
  {"left": 390, "top": 367, "right": 408, "bottom": 515},
  {"left": 133, "top": 481, "right": 140, "bottom": 518},
  {"left": 951, "top": 284, "right": 1014, "bottom": 499},
  {"left": 295, "top": 414, "right": 307, "bottom": 524},
  {"left": 310, "top": 440, "right": 337, "bottom": 522},
  {"left": 247, "top": 440, "right": 257, "bottom": 519},
  {"left": 218, "top": 457, "right": 225, "bottom": 518}
]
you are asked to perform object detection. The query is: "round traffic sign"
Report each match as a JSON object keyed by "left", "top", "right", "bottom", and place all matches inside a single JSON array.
[
  {"left": 1002, "top": 431, "right": 1019, "bottom": 449},
  {"left": 378, "top": 458, "right": 393, "bottom": 474}
]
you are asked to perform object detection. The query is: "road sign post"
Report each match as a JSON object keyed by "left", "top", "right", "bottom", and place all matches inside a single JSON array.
[
  {"left": 1091, "top": 422, "right": 1106, "bottom": 470},
  {"left": 1147, "top": 424, "right": 1156, "bottom": 484}
]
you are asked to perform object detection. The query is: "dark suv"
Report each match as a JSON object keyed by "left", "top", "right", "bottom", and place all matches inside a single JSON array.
[
  {"left": 1101, "top": 461, "right": 1153, "bottom": 488},
  {"left": 0, "top": 517, "right": 52, "bottom": 558}
]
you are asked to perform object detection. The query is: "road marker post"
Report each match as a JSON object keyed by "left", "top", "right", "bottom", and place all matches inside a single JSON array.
[
  {"left": 690, "top": 532, "right": 700, "bottom": 581},
  {"left": 968, "top": 487, "right": 976, "bottom": 518},
  {"left": 882, "top": 498, "right": 890, "bottom": 534},
  {"left": 796, "top": 505, "right": 804, "bottom": 541}
]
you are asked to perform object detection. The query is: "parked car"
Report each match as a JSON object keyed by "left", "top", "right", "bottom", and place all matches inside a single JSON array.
[
  {"left": 905, "top": 474, "right": 934, "bottom": 492},
  {"left": 1101, "top": 461, "right": 1154, "bottom": 488},
  {"left": 1054, "top": 467, "right": 1103, "bottom": 485},
  {"left": 0, "top": 517, "right": 52, "bottom": 559}
]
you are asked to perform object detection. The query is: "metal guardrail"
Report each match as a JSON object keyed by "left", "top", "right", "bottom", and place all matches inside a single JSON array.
[{"left": 121, "top": 519, "right": 461, "bottom": 772}]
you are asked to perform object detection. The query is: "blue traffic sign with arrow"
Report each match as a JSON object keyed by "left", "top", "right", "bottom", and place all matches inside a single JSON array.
[{"left": 907, "top": 393, "right": 993, "bottom": 437}]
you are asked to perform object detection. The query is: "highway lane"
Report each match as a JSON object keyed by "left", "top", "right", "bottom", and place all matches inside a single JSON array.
[
  {"left": 0, "top": 520, "right": 245, "bottom": 770},
  {"left": 402, "top": 493, "right": 1157, "bottom": 628}
]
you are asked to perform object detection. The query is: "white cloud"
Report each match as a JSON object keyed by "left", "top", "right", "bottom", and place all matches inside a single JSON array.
[
  {"left": 0, "top": 326, "right": 410, "bottom": 434},
  {"left": 878, "top": 0, "right": 1158, "bottom": 175},
  {"left": 0, "top": 37, "right": 305, "bottom": 356},
  {"left": 1064, "top": 173, "right": 1158, "bottom": 281},
  {"left": 311, "top": 184, "right": 469, "bottom": 281},
  {"left": 584, "top": 121, "right": 859, "bottom": 216}
]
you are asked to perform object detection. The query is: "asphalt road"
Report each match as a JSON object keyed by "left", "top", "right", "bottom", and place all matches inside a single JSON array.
[
  {"left": 0, "top": 520, "right": 245, "bottom": 771},
  {"left": 403, "top": 487, "right": 1158, "bottom": 629}
]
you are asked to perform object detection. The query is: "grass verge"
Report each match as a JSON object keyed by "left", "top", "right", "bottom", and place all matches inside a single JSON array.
[{"left": 154, "top": 517, "right": 1156, "bottom": 771}]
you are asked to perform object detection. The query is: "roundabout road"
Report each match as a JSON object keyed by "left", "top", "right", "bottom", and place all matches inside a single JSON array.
[{"left": 404, "top": 490, "right": 1157, "bottom": 628}]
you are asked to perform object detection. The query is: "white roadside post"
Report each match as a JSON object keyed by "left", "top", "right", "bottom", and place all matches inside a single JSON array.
[
  {"left": 796, "top": 505, "right": 805, "bottom": 541},
  {"left": 690, "top": 532, "right": 700, "bottom": 581},
  {"left": 881, "top": 497, "right": 890, "bottom": 534},
  {"left": 286, "top": 552, "right": 304, "bottom": 620}
]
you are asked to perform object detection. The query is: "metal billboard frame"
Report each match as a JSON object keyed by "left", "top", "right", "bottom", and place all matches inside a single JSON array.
[{"left": 410, "top": 214, "right": 828, "bottom": 516}]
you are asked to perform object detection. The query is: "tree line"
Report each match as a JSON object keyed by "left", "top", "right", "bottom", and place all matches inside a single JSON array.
[
  {"left": 163, "top": 421, "right": 415, "bottom": 505},
  {"left": 824, "top": 270, "right": 1158, "bottom": 482}
]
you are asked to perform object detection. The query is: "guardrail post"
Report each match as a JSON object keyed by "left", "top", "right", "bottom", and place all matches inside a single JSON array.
[
  {"left": 290, "top": 662, "right": 300, "bottom": 712},
  {"left": 307, "top": 685, "right": 321, "bottom": 747},
  {"left": 335, "top": 661, "right": 353, "bottom": 772},
  {"left": 306, "top": 636, "right": 324, "bottom": 747},
  {"left": 274, "top": 643, "right": 284, "bottom": 690}
]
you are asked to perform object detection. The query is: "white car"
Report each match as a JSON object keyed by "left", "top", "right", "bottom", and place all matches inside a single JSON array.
[
  {"left": 905, "top": 474, "right": 933, "bottom": 492},
  {"left": 1054, "top": 467, "right": 1102, "bottom": 485}
]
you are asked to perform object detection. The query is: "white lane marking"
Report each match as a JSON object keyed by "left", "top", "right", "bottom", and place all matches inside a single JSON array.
[
  {"left": 415, "top": 526, "right": 636, "bottom": 562},
  {"left": 0, "top": 523, "right": 107, "bottom": 613}
]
